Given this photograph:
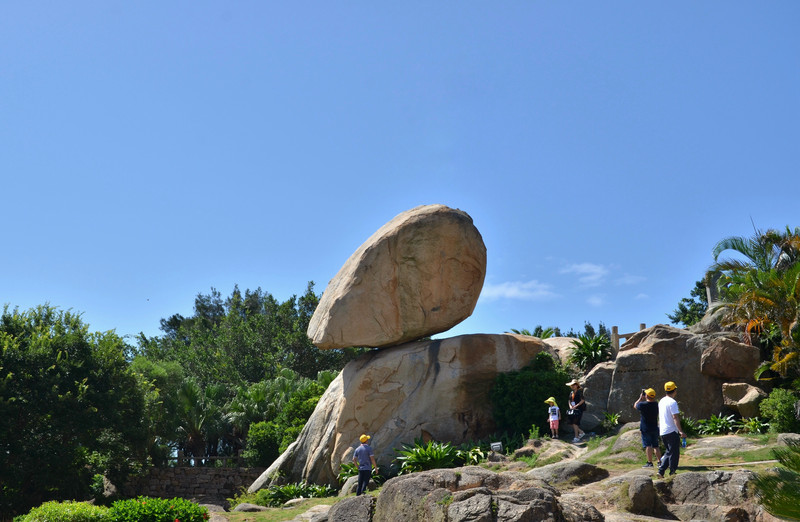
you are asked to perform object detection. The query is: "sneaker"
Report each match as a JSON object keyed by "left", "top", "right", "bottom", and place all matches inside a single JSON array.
[
  {"left": 572, "top": 437, "right": 581, "bottom": 443},
  {"left": 656, "top": 472, "right": 665, "bottom": 479},
  {"left": 642, "top": 462, "right": 654, "bottom": 468},
  {"left": 578, "top": 432, "right": 586, "bottom": 440}
]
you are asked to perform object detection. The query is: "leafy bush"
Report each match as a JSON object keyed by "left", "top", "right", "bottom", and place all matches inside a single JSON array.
[
  {"left": 735, "top": 417, "right": 770, "bottom": 434},
  {"left": 567, "top": 334, "right": 612, "bottom": 372},
  {"left": 527, "top": 424, "right": 541, "bottom": 440},
  {"left": 242, "top": 421, "right": 281, "bottom": 467},
  {"left": 252, "top": 482, "right": 335, "bottom": 507},
  {"left": 490, "top": 352, "right": 572, "bottom": 436},
  {"left": 106, "top": 496, "right": 209, "bottom": 522},
  {"left": 337, "top": 462, "right": 358, "bottom": 484},
  {"left": 681, "top": 416, "right": 701, "bottom": 437},
  {"left": 15, "top": 500, "right": 108, "bottom": 522},
  {"left": 455, "top": 445, "right": 486, "bottom": 466},
  {"left": 395, "top": 439, "right": 460, "bottom": 474},
  {"left": 601, "top": 412, "right": 621, "bottom": 433},
  {"left": 760, "top": 388, "right": 800, "bottom": 433},
  {"left": 754, "top": 439, "right": 800, "bottom": 519},
  {"left": 697, "top": 413, "right": 736, "bottom": 435}
]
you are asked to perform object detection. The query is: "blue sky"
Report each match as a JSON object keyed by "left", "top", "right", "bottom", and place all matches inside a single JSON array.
[{"left": 2, "top": 2, "right": 798, "bottom": 344}]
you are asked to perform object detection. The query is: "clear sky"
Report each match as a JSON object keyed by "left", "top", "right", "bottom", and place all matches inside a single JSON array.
[{"left": 2, "top": 2, "right": 798, "bottom": 345}]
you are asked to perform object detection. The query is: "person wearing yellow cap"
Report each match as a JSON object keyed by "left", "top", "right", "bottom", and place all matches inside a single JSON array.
[
  {"left": 634, "top": 388, "right": 662, "bottom": 468},
  {"left": 544, "top": 397, "right": 561, "bottom": 439},
  {"left": 353, "top": 434, "right": 378, "bottom": 495},
  {"left": 657, "top": 381, "right": 686, "bottom": 479}
]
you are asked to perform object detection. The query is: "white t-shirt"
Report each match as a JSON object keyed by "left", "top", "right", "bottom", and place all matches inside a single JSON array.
[
  {"left": 548, "top": 405, "right": 560, "bottom": 421},
  {"left": 658, "top": 395, "right": 680, "bottom": 436}
]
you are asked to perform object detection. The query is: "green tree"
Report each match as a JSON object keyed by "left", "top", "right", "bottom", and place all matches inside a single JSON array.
[
  {"left": 667, "top": 280, "right": 708, "bottom": 327},
  {"left": 754, "top": 439, "right": 800, "bottom": 520},
  {"left": 568, "top": 334, "right": 612, "bottom": 372},
  {"left": 490, "top": 352, "right": 572, "bottom": 435},
  {"left": 0, "top": 305, "right": 148, "bottom": 519}
]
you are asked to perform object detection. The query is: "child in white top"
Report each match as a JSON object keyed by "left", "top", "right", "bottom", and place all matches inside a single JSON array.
[{"left": 544, "top": 397, "right": 561, "bottom": 438}]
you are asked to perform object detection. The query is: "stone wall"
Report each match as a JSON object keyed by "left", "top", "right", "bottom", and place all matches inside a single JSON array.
[{"left": 124, "top": 467, "right": 266, "bottom": 500}]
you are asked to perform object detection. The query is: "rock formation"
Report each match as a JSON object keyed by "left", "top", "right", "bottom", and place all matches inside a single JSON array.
[
  {"left": 580, "top": 324, "right": 766, "bottom": 430},
  {"left": 249, "top": 333, "right": 555, "bottom": 490},
  {"left": 307, "top": 204, "right": 486, "bottom": 350}
]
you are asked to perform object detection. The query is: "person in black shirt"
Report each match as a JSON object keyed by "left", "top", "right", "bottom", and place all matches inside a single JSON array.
[{"left": 634, "top": 388, "right": 662, "bottom": 468}]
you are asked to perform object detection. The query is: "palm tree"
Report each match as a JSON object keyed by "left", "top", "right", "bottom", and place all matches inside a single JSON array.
[{"left": 716, "top": 262, "right": 800, "bottom": 377}]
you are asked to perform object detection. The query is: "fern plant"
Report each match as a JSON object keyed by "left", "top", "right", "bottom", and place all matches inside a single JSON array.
[{"left": 568, "top": 334, "right": 612, "bottom": 372}]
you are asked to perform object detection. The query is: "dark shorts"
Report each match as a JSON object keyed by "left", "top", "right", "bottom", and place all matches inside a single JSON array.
[
  {"left": 641, "top": 429, "right": 659, "bottom": 448},
  {"left": 566, "top": 410, "right": 583, "bottom": 425}
]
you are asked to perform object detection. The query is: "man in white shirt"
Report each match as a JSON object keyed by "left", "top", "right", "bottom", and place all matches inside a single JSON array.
[{"left": 657, "top": 381, "right": 686, "bottom": 478}]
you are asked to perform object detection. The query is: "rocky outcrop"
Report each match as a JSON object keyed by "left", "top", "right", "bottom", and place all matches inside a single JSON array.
[
  {"left": 700, "top": 336, "right": 761, "bottom": 380},
  {"left": 723, "top": 382, "right": 767, "bottom": 418},
  {"left": 583, "top": 324, "right": 760, "bottom": 429},
  {"left": 368, "top": 466, "right": 603, "bottom": 522},
  {"left": 250, "top": 333, "right": 555, "bottom": 490},
  {"left": 307, "top": 204, "right": 486, "bottom": 350}
]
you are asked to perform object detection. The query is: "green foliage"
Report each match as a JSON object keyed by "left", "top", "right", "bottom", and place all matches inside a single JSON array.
[
  {"left": 697, "top": 413, "right": 736, "bottom": 435},
  {"left": 680, "top": 416, "right": 701, "bottom": 437},
  {"left": 667, "top": 280, "right": 708, "bottom": 327},
  {"left": 601, "top": 412, "right": 621, "bottom": 433},
  {"left": 760, "top": 388, "right": 800, "bottom": 433},
  {"left": 735, "top": 417, "right": 770, "bottom": 434},
  {"left": 568, "top": 334, "right": 612, "bottom": 372},
  {"left": 242, "top": 421, "right": 281, "bottom": 467},
  {"left": 508, "top": 326, "right": 560, "bottom": 338},
  {"left": 754, "top": 439, "right": 800, "bottom": 519},
  {"left": 337, "top": 462, "right": 358, "bottom": 484},
  {"left": 15, "top": 500, "right": 108, "bottom": 522},
  {"left": 395, "top": 439, "right": 460, "bottom": 474},
  {"left": 251, "top": 483, "right": 335, "bottom": 508},
  {"left": 527, "top": 424, "right": 541, "bottom": 440},
  {"left": 455, "top": 445, "right": 486, "bottom": 466},
  {"left": 106, "top": 496, "right": 209, "bottom": 522},
  {"left": 515, "top": 454, "right": 539, "bottom": 467},
  {"left": 0, "top": 305, "right": 148, "bottom": 519},
  {"left": 490, "top": 352, "right": 572, "bottom": 436}
]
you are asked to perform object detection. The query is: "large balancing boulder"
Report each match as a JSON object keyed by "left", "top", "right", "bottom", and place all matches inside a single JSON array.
[{"left": 307, "top": 204, "right": 487, "bottom": 350}]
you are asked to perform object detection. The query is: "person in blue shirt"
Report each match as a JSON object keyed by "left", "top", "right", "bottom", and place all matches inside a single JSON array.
[
  {"left": 634, "top": 387, "right": 662, "bottom": 468},
  {"left": 353, "top": 434, "right": 378, "bottom": 495}
]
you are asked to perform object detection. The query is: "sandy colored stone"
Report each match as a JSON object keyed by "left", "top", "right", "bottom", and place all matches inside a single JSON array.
[
  {"left": 249, "top": 333, "right": 554, "bottom": 490},
  {"left": 308, "top": 204, "right": 486, "bottom": 349}
]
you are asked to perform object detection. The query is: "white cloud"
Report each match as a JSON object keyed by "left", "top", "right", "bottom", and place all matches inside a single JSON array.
[
  {"left": 586, "top": 294, "right": 605, "bottom": 307},
  {"left": 559, "top": 263, "right": 609, "bottom": 287},
  {"left": 615, "top": 274, "right": 646, "bottom": 286},
  {"left": 481, "top": 280, "right": 558, "bottom": 301},
  {"left": 634, "top": 293, "right": 649, "bottom": 300}
]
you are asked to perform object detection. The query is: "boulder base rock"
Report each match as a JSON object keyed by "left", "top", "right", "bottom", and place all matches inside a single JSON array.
[
  {"left": 722, "top": 382, "right": 767, "bottom": 418},
  {"left": 700, "top": 336, "right": 760, "bottom": 380},
  {"left": 307, "top": 204, "right": 486, "bottom": 349},
  {"left": 249, "top": 333, "right": 554, "bottom": 490}
]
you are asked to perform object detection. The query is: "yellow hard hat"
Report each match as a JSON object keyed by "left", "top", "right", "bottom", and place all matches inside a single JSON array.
[{"left": 359, "top": 434, "right": 371, "bottom": 443}]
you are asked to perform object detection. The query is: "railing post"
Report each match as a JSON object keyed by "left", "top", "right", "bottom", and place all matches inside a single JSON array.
[{"left": 611, "top": 326, "right": 620, "bottom": 356}]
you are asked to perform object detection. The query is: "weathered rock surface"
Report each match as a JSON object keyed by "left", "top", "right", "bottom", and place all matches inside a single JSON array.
[
  {"left": 700, "top": 336, "right": 761, "bottom": 380},
  {"left": 307, "top": 204, "right": 486, "bottom": 350},
  {"left": 250, "top": 333, "right": 555, "bottom": 490},
  {"left": 723, "top": 382, "right": 767, "bottom": 418},
  {"left": 366, "top": 466, "right": 603, "bottom": 522},
  {"left": 527, "top": 460, "right": 609, "bottom": 487}
]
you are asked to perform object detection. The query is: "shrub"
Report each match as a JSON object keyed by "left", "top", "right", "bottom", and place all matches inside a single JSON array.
[
  {"left": 337, "top": 462, "right": 358, "bottom": 484},
  {"left": 681, "top": 416, "right": 701, "bottom": 437},
  {"left": 242, "top": 421, "right": 280, "bottom": 467},
  {"left": 15, "top": 500, "right": 108, "bottom": 522},
  {"left": 735, "top": 417, "right": 770, "bottom": 434},
  {"left": 760, "top": 388, "right": 800, "bottom": 433},
  {"left": 106, "top": 496, "right": 209, "bottom": 522},
  {"left": 395, "top": 439, "right": 459, "bottom": 474},
  {"left": 490, "top": 352, "right": 572, "bottom": 436},
  {"left": 601, "top": 412, "right": 621, "bottom": 433},
  {"left": 567, "top": 334, "right": 612, "bottom": 372},
  {"left": 697, "top": 413, "right": 736, "bottom": 435},
  {"left": 252, "top": 482, "right": 335, "bottom": 507}
]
